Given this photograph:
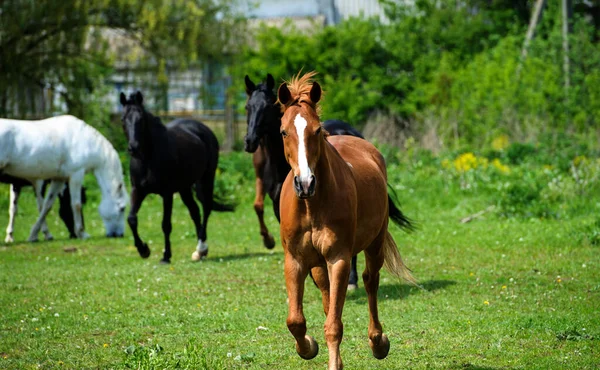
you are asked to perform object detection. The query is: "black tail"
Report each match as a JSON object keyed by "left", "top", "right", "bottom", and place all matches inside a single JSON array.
[
  {"left": 388, "top": 185, "right": 416, "bottom": 232},
  {"left": 212, "top": 199, "right": 235, "bottom": 212}
]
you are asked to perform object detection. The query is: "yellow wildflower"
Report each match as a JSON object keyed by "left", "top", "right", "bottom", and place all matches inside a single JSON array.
[
  {"left": 103, "top": 343, "right": 109, "bottom": 348},
  {"left": 491, "top": 158, "right": 510, "bottom": 174},
  {"left": 454, "top": 152, "right": 478, "bottom": 173},
  {"left": 502, "top": 285, "right": 507, "bottom": 290},
  {"left": 492, "top": 135, "right": 510, "bottom": 151},
  {"left": 483, "top": 300, "right": 490, "bottom": 305}
]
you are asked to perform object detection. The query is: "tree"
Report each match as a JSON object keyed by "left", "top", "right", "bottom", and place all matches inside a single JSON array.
[{"left": 0, "top": 0, "right": 244, "bottom": 118}]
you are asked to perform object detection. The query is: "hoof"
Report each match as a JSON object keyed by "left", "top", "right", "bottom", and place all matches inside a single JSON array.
[
  {"left": 191, "top": 249, "right": 207, "bottom": 261},
  {"left": 5, "top": 235, "right": 14, "bottom": 243},
  {"left": 137, "top": 243, "right": 151, "bottom": 259},
  {"left": 263, "top": 234, "right": 276, "bottom": 250},
  {"left": 296, "top": 335, "right": 319, "bottom": 360},
  {"left": 159, "top": 259, "right": 171, "bottom": 264},
  {"left": 44, "top": 234, "right": 54, "bottom": 241},
  {"left": 370, "top": 333, "right": 390, "bottom": 360},
  {"left": 347, "top": 283, "right": 358, "bottom": 290},
  {"left": 27, "top": 235, "right": 39, "bottom": 243}
]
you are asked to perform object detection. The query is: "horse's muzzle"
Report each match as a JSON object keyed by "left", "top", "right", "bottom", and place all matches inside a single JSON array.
[
  {"left": 294, "top": 175, "right": 316, "bottom": 199},
  {"left": 244, "top": 136, "right": 259, "bottom": 153}
]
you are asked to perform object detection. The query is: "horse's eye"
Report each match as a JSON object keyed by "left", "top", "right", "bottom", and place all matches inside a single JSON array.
[
  {"left": 281, "top": 130, "right": 288, "bottom": 138},
  {"left": 316, "top": 127, "right": 322, "bottom": 135}
]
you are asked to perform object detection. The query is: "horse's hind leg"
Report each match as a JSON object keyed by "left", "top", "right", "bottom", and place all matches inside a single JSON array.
[
  {"left": 284, "top": 253, "right": 319, "bottom": 361},
  {"left": 68, "top": 171, "right": 89, "bottom": 239},
  {"left": 28, "top": 181, "right": 64, "bottom": 242},
  {"left": 348, "top": 255, "right": 359, "bottom": 290},
  {"left": 160, "top": 193, "right": 173, "bottom": 264},
  {"left": 58, "top": 184, "right": 77, "bottom": 238},
  {"left": 254, "top": 177, "right": 275, "bottom": 249},
  {"left": 253, "top": 150, "right": 275, "bottom": 249},
  {"left": 180, "top": 188, "right": 205, "bottom": 261},
  {"left": 194, "top": 174, "right": 215, "bottom": 256},
  {"left": 363, "top": 231, "right": 391, "bottom": 360},
  {"left": 31, "top": 180, "right": 54, "bottom": 241},
  {"left": 5, "top": 184, "right": 21, "bottom": 243}
]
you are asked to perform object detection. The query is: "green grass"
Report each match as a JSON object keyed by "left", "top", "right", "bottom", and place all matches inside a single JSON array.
[{"left": 0, "top": 153, "right": 599, "bottom": 369}]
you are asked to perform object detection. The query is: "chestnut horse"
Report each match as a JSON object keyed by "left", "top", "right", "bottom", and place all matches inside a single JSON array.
[
  {"left": 277, "top": 72, "right": 416, "bottom": 370},
  {"left": 244, "top": 74, "right": 373, "bottom": 289}
]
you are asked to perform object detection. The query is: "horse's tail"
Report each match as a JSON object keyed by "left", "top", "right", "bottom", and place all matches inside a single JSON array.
[
  {"left": 382, "top": 231, "right": 418, "bottom": 285},
  {"left": 212, "top": 199, "right": 235, "bottom": 212},
  {"left": 388, "top": 185, "right": 416, "bottom": 233}
]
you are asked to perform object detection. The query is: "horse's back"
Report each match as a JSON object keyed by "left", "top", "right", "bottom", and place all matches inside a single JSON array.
[
  {"left": 328, "top": 135, "right": 386, "bottom": 179},
  {"left": 166, "top": 118, "right": 220, "bottom": 174},
  {"left": 0, "top": 115, "right": 110, "bottom": 180},
  {"left": 323, "top": 119, "right": 364, "bottom": 139}
]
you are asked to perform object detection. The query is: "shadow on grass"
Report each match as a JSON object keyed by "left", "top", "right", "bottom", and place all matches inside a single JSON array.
[
  {"left": 346, "top": 279, "right": 456, "bottom": 303},
  {"left": 449, "top": 364, "right": 510, "bottom": 370},
  {"left": 205, "top": 251, "right": 284, "bottom": 263}
]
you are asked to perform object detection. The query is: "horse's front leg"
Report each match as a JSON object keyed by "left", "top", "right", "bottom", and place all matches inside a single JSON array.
[
  {"left": 284, "top": 252, "right": 319, "bottom": 360},
  {"left": 5, "top": 184, "right": 21, "bottom": 243},
  {"left": 28, "top": 181, "right": 64, "bottom": 242},
  {"left": 160, "top": 193, "right": 173, "bottom": 264},
  {"left": 69, "top": 170, "right": 89, "bottom": 239},
  {"left": 324, "top": 254, "right": 351, "bottom": 370},
  {"left": 128, "top": 187, "right": 149, "bottom": 258}
]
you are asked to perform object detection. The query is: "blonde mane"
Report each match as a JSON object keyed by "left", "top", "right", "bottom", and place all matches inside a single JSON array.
[{"left": 280, "top": 71, "right": 322, "bottom": 115}]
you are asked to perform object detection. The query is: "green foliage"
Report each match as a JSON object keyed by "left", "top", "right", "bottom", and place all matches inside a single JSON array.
[
  {"left": 0, "top": 0, "right": 244, "bottom": 119},
  {"left": 235, "top": 0, "right": 600, "bottom": 149}
]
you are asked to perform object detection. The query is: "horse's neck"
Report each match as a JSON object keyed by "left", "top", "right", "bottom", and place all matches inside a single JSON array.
[
  {"left": 93, "top": 144, "right": 122, "bottom": 199},
  {"left": 262, "top": 116, "right": 290, "bottom": 175},
  {"left": 314, "top": 141, "right": 347, "bottom": 196}
]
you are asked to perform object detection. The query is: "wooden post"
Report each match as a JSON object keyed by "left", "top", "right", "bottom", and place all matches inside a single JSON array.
[
  {"left": 223, "top": 75, "right": 234, "bottom": 152},
  {"left": 518, "top": 0, "right": 547, "bottom": 77},
  {"left": 562, "top": 0, "right": 572, "bottom": 93}
]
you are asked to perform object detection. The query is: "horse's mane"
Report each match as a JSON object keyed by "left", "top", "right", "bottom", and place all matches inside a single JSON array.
[{"left": 281, "top": 71, "right": 322, "bottom": 114}]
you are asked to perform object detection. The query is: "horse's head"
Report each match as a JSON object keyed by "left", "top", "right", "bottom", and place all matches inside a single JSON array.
[
  {"left": 244, "top": 74, "right": 280, "bottom": 152},
  {"left": 98, "top": 181, "right": 128, "bottom": 238},
  {"left": 120, "top": 91, "right": 149, "bottom": 159},
  {"left": 277, "top": 73, "right": 323, "bottom": 199}
]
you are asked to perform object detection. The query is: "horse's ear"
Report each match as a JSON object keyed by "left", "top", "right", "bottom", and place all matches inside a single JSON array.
[
  {"left": 119, "top": 92, "right": 127, "bottom": 106},
  {"left": 135, "top": 91, "right": 144, "bottom": 105},
  {"left": 244, "top": 75, "right": 256, "bottom": 96},
  {"left": 310, "top": 82, "right": 321, "bottom": 104},
  {"left": 266, "top": 74, "right": 275, "bottom": 91},
  {"left": 278, "top": 83, "right": 292, "bottom": 106}
]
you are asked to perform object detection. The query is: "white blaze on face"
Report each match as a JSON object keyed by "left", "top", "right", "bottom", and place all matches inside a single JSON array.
[{"left": 294, "top": 113, "right": 313, "bottom": 188}]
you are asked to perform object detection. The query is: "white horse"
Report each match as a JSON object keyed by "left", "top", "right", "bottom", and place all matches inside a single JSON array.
[{"left": 0, "top": 115, "right": 129, "bottom": 242}]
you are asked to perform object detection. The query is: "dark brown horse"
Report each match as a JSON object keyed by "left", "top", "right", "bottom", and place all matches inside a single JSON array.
[
  {"left": 244, "top": 74, "right": 370, "bottom": 288},
  {"left": 1, "top": 174, "right": 87, "bottom": 242},
  {"left": 120, "top": 91, "right": 233, "bottom": 263},
  {"left": 277, "top": 72, "right": 415, "bottom": 369}
]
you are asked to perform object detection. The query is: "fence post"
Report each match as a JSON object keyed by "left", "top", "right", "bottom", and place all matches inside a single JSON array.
[{"left": 223, "top": 75, "right": 235, "bottom": 152}]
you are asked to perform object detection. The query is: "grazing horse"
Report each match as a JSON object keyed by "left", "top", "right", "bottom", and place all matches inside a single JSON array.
[
  {"left": 1, "top": 174, "right": 87, "bottom": 242},
  {"left": 244, "top": 74, "right": 368, "bottom": 288},
  {"left": 277, "top": 72, "right": 416, "bottom": 370},
  {"left": 0, "top": 115, "right": 128, "bottom": 241},
  {"left": 119, "top": 91, "right": 234, "bottom": 263}
]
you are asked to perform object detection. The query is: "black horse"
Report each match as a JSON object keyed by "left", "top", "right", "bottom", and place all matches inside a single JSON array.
[
  {"left": 244, "top": 74, "right": 372, "bottom": 288},
  {"left": 120, "top": 91, "right": 234, "bottom": 263},
  {"left": 1, "top": 174, "right": 86, "bottom": 242}
]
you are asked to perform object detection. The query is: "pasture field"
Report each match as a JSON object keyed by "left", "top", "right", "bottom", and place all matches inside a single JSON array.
[{"left": 0, "top": 149, "right": 599, "bottom": 369}]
